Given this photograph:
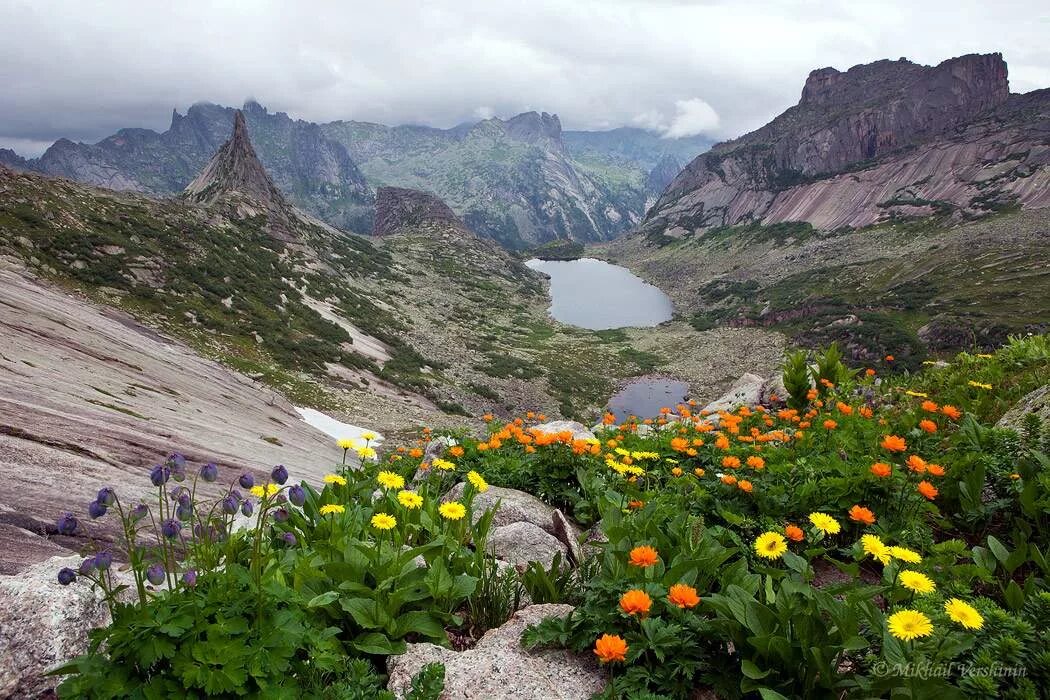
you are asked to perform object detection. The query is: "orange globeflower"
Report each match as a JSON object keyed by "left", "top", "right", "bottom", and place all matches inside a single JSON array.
[
  {"left": 449, "top": 445, "right": 465, "bottom": 458},
  {"left": 881, "top": 435, "right": 907, "bottom": 453},
  {"left": 859, "top": 406, "right": 874, "bottom": 419},
  {"left": 885, "top": 355, "right": 894, "bottom": 362},
  {"left": 870, "top": 462, "right": 892, "bottom": 478},
  {"left": 784, "top": 524, "right": 804, "bottom": 542},
  {"left": 865, "top": 368, "right": 876, "bottom": 377},
  {"left": 409, "top": 448, "right": 424, "bottom": 459},
  {"left": 628, "top": 545, "right": 659, "bottom": 567},
  {"left": 722, "top": 456, "right": 741, "bottom": 469},
  {"left": 482, "top": 413, "right": 494, "bottom": 422},
  {"left": 670, "top": 437, "right": 689, "bottom": 452},
  {"left": 849, "top": 505, "right": 876, "bottom": 525},
  {"left": 721, "top": 474, "right": 737, "bottom": 486},
  {"left": 619, "top": 589, "right": 652, "bottom": 616},
  {"left": 921, "top": 400, "right": 939, "bottom": 413},
  {"left": 906, "top": 455, "right": 927, "bottom": 474},
  {"left": 627, "top": 500, "right": 645, "bottom": 510},
  {"left": 738, "top": 480, "right": 753, "bottom": 493},
  {"left": 693, "top": 467, "right": 706, "bottom": 477},
  {"left": 941, "top": 405, "right": 962, "bottom": 420},
  {"left": 823, "top": 419, "right": 838, "bottom": 430},
  {"left": 667, "top": 583, "right": 701, "bottom": 609},
  {"left": 746, "top": 455, "right": 765, "bottom": 469},
  {"left": 836, "top": 402, "right": 853, "bottom": 416},
  {"left": 927, "top": 463, "right": 945, "bottom": 477},
  {"left": 918, "top": 480, "right": 938, "bottom": 500},
  {"left": 671, "top": 466, "right": 683, "bottom": 477},
  {"left": 602, "top": 412, "right": 616, "bottom": 425},
  {"left": 594, "top": 634, "right": 627, "bottom": 663},
  {"left": 715, "top": 435, "right": 730, "bottom": 450},
  {"left": 919, "top": 419, "right": 937, "bottom": 434}
]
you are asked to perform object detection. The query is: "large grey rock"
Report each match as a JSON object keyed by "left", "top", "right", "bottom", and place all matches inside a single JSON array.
[
  {"left": 487, "top": 522, "right": 567, "bottom": 569},
  {"left": 702, "top": 373, "right": 766, "bottom": 413},
  {"left": 551, "top": 509, "right": 583, "bottom": 565},
  {"left": 386, "top": 604, "right": 604, "bottom": 699},
  {"left": 997, "top": 385, "right": 1050, "bottom": 433},
  {"left": 531, "top": 420, "right": 596, "bottom": 442},
  {"left": 0, "top": 555, "right": 121, "bottom": 698},
  {"left": 444, "top": 483, "right": 558, "bottom": 534}
]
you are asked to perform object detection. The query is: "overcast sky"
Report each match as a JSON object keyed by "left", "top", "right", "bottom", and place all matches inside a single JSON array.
[{"left": 2, "top": 0, "right": 1048, "bottom": 156}]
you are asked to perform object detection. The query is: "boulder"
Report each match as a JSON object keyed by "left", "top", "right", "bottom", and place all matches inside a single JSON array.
[
  {"left": 0, "top": 555, "right": 119, "bottom": 698},
  {"left": 702, "top": 373, "right": 766, "bottom": 413},
  {"left": 996, "top": 385, "right": 1050, "bottom": 433},
  {"left": 487, "top": 522, "right": 567, "bottom": 569},
  {"left": 386, "top": 604, "right": 604, "bottom": 699},
  {"left": 444, "top": 483, "right": 557, "bottom": 534},
  {"left": 551, "top": 509, "right": 583, "bottom": 565},
  {"left": 531, "top": 420, "right": 596, "bottom": 442},
  {"left": 760, "top": 373, "right": 788, "bottom": 406}
]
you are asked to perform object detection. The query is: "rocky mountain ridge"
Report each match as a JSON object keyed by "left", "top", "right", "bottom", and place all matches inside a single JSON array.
[
  {"left": 642, "top": 53, "right": 1050, "bottom": 237},
  {"left": 6, "top": 102, "right": 710, "bottom": 247}
]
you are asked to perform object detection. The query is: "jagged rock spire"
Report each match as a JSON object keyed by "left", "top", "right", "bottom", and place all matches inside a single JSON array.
[{"left": 373, "top": 187, "right": 466, "bottom": 236}]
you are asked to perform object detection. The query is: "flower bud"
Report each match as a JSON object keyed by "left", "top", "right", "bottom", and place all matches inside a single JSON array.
[
  {"left": 130, "top": 504, "right": 149, "bottom": 522},
  {"left": 221, "top": 495, "right": 238, "bottom": 515},
  {"left": 271, "top": 465, "right": 289, "bottom": 485},
  {"left": 273, "top": 507, "right": 289, "bottom": 523},
  {"left": 281, "top": 532, "right": 297, "bottom": 547},
  {"left": 176, "top": 504, "right": 193, "bottom": 522},
  {"left": 288, "top": 485, "right": 306, "bottom": 507},
  {"left": 55, "top": 512, "right": 79, "bottom": 535},
  {"left": 96, "top": 487, "right": 116, "bottom": 507},
  {"left": 161, "top": 518, "right": 181, "bottom": 539},
  {"left": 240, "top": 499, "right": 254, "bottom": 517},
  {"left": 78, "top": 557, "right": 96, "bottom": 575},
  {"left": 182, "top": 569, "right": 197, "bottom": 588},
  {"left": 150, "top": 464, "right": 170, "bottom": 486},
  {"left": 57, "top": 567, "right": 77, "bottom": 585},
  {"left": 94, "top": 551, "right": 113, "bottom": 570},
  {"left": 88, "top": 501, "right": 107, "bottom": 519},
  {"left": 200, "top": 463, "right": 218, "bottom": 483},
  {"left": 146, "top": 563, "right": 165, "bottom": 585},
  {"left": 239, "top": 473, "right": 255, "bottom": 489}
]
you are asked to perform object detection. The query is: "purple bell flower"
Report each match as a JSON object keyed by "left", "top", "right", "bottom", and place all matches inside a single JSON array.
[
  {"left": 281, "top": 532, "right": 297, "bottom": 547},
  {"left": 78, "top": 557, "right": 96, "bottom": 575},
  {"left": 168, "top": 452, "right": 187, "bottom": 469},
  {"left": 160, "top": 518, "right": 181, "bottom": 539},
  {"left": 130, "top": 504, "right": 149, "bottom": 522},
  {"left": 55, "top": 512, "right": 79, "bottom": 535},
  {"left": 273, "top": 507, "right": 289, "bottom": 523},
  {"left": 271, "top": 465, "right": 289, "bottom": 485},
  {"left": 150, "top": 464, "right": 170, "bottom": 486},
  {"left": 94, "top": 551, "right": 113, "bottom": 570},
  {"left": 182, "top": 569, "right": 197, "bottom": 587},
  {"left": 199, "top": 462, "right": 218, "bottom": 482},
  {"left": 146, "top": 563, "right": 165, "bottom": 585},
  {"left": 288, "top": 485, "right": 306, "bottom": 507},
  {"left": 240, "top": 499, "right": 254, "bottom": 517},
  {"left": 57, "top": 567, "right": 77, "bottom": 585},
  {"left": 221, "top": 494, "right": 238, "bottom": 515},
  {"left": 96, "top": 487, "right": 116, "bottom": 507},
  {"left": 238, "top": 473, "right": 255, "bottom": 489},
  {"left": 88, "top": 501, "right": 107, "bottom": 519},
  {"left": 175, "top": 504, "right": 193, "bottom": 522}
]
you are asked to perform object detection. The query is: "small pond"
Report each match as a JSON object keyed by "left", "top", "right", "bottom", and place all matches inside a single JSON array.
[
  {"left": 606, "top": 377, "right": 691, "bottom": 422},
  {"left": 524, "top": 257, "right": 673, "bottom": 330}
]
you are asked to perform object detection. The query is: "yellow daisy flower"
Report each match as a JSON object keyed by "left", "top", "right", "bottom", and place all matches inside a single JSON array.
[
  {"left": 898, "top": 570, "right": 936, "bottom": 595},
  {"left": 397, "top": 490, "right": 424, "bottom": 509},
  {"left": 889, "top": 546, "right": 922, "bottom": 564},
  {"left": 887, "top": 609, "right": 933, "bottom": 641},
  {"left": 467, "top": 470, "right": 489, "bottom": 492},
  {"left": 323, "top": 473, "right": 347, "bottom": 486},
  {"left": 944, "top": 598, "right": 983, "bottom": 630},
  {"left": 337, "top": 438, "right": 359, "bottom": 450},
  {"left": 438, "top": 501, "right": 466, "bottom": 520},
  {"left": 370, "top": 513, "right": 397, "bottom": 530},
  {"left": 808, "top": 512, "right": 841, "bottom": 535},
  {"left": 432, "top": 458, "right": 456, "bottom": 471},
  {"left": 356, "top": 446, "right": 378, "bottom": 460},
  {"left": 250, "top": 483, "right": 279, "bottom": 499},
  {"left": 754, "top": 531, "right": 788, "bottom": 560},
  {"left": 376, "top": 471, "right": 405, "bottom": 490},
  {"left": 318, "top": 504, "right": 345, "bottom": 516},
  {"left": 861, "top": 534, "right": 892, "bottom": 565}
]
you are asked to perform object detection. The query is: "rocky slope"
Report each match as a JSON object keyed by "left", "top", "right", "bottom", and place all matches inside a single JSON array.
[{"left": 642, "top": 53, "right": 1049, "bottom": 237}]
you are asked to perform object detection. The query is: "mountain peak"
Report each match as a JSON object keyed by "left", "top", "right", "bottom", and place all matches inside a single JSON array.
[
  {"left": 373, "top": 187, "right": 465, "bottom": 236},
  {"left": 504, "top": 111, "right": 562, "bottom": 144},
  {"left": 183, "top": 110, "right": 298, "bottom": 238}
]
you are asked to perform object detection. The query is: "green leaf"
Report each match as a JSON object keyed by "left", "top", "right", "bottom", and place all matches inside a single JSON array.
[
  {"left": 307, "top": 591, "right": 339, "bottom": 608},
  {"left": 395, "top": 611, "right": 449, "bottom": 641},
  {"left": 340, "top": 597, "right": 389, "bottom": 630},
  {"left": 741, "top": 659, "right": 770, "bottom": 679},
  {"left": 350, "top": 632, "right": 407, "bottom": 656},
  {"left": 1003, "top": 580, "right": 1025, "bottom": 611},
  {"left": 758, "top": 688, "right": 791, "bottom": 700},
  {"left": 986, "top": 535, "right": 1010, "bottom": 565}
]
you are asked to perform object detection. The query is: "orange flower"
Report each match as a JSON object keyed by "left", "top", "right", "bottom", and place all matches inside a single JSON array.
[
  {"left": 906, "top": 455, "right": 927, "bottom": 474},
  {"left": 619, "top": 589, "right": 652, "bottom": 616},
  {"left": 715, "top": 435, "right": 730, "bottom": 450},
  {"left": 927, "top": 463, "right": 945, "bottom": 477},
  {"left": 921, "top": 400, "right": 939, "bottom": 413},
  {"left": 859, "top": 406, "right": 874, "bottom": 419},
  {"left": 409, "top": 448, "right": 424, "bottom": 459},
  {"left": 836, "top": 402, "right": 853, "bottom": 416},
  {"left": 918, "top": 419, "right": 937, "bottom": 434},
  {"left": 870, "top": 462, "right": 892, "bottom": 478},
  {"left": 594, "top": 634, "right": 627, "bottom": 663},
  {"left": 722, "top": 456, "right": 741, "bottom": 469},
  {"left": 670, "top": 436, "right": 689, "bottom": 452},
  {"left": 720, "top": 474, "right": 737, "bottom": 486},
  {"left": 482, "top": 413, "right": 494, "bottom": 422},
  {"left": 806, "top": 388, "right": 818, "bottom": 400},
  {"left": 449, "top": 445, "right": 464, "bottom": 458},
  {"left": 849, "top": 505, "right": 876, "bottom": 525},
  {"left": 865, "top": 368, "right": 876, "bottom": 377},
  {"left": 746, "top": 455, "right": 765, "bottom": 469},
  {"left": 917, "top": 480, "right": 938, "bottom": 500},
  {"left": 784, "top": 524, "right": 804, "bottom": 542},
  {"left": 670, "top": 466, "right": 683, "bottom": 477},
  {"left": 627, "top": 500, "right": 645, "bottom": 510},
  {"left": 885, "top": 355, "right": 894, "bottom": 362},
  {"left": 667, "top": 583, "right": 701, "bottom": 609},
  {"left": 823, "top": 419, "right": 838, "bottom": 430},
  {"left": 881, "top": 435, "right": 907, "bottom": 453},
  {"left": 693, "top": 467, "right": 705, "bottom": 477},
  {"left": 602, "top": 412, "right": 616, "bottom": 425},
  {"left": 737, "top": 479, "right": 753, "bottom": 493},
  {"left": 941, "top": 405, "right": 962, "bottom": 420},
  {"left": 628, "top": 545, "right": 659, "bottom": 568}
]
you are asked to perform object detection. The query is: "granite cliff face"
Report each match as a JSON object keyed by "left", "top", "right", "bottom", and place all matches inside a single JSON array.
[
  {"left": 372, "top": 187, "right": 464, "bottom": 237},
  {"left": 643, "top": 53, "right": 1050, "bottom": 236}
]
